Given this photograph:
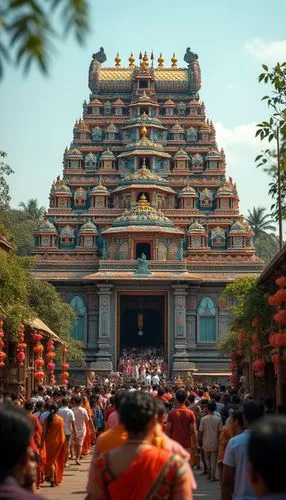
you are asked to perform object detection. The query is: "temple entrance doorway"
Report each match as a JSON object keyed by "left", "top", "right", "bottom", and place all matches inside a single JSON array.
[
  {"left": 136, "top": 242, "right": 151, "bottom": 260},
  {"left": 118, "top": 293, "right": 166, "bottom": 353}
]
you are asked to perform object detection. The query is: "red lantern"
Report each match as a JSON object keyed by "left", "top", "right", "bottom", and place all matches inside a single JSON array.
[
  {"left": 34, "top": 371, "right": 44, "bottom": 380},
  {"left": 46, "top": 339, "right": 56, "bottom": 385},
  {"left": 34, "top": 357, "right": 44, "bottom": 367},
  {"left": 254, "top": 369, "right": 265, "bottom": 378},
  {"left": 251, "top": 343, "right": 261, "bottom": 354},
  {"left": 46, "top": 352, "right": 56, "bottom": 360},
  {"left": 273, "top": 289, "right": 286, "bottom": 304},
  {"left": 16, "top": 351, "right": 25, "bottom": 365},
  {"left": 230, "top": 374, "right": 238, "bottom": 385},
  {"left": 62, "top": 362, "right": 69, "bottom": 370},
  {"left": 274, "top": 310, "right": 286, "bottom": 325},
  {"left": 46, "top": 362, "right": 55, "bottom": 372},
  {"left": 230, "top": 362, "right": 237, "bottom": 370},
  {"left": 252, "top": 333, "right": 259, "bottom": 343},
  {"left": 0, "top": 362, "right": 5, "bottom": 368},
  {"left": 0, "top": 351, "right": 7, "bottom": 361},
  {"left": 276, "top": 276, "right": 286, "bottom": 288},
  {"left": 33, "top": 344, "right": 44, "bottom": 353},
  {"left": 268, "top": 295, "right": 277, "bottom": 306},
  {"left": 252, "top": 317, "right": 260, "bottom": 327},
  {"left": 252, "top": 359, "right": 265, "bottom": 372},
  {"left": 32, "top": 332, "right": 43, "bottom": 342}
]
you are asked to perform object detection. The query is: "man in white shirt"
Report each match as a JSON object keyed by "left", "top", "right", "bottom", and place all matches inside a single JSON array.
[
  {"left": 58, "top": 397, "right": 76, "bottom": 466},
  {"left": 198, "top": 400, "right": 222, "bottom": 481},
  {"left": 151, "top": 372, "right": 160, "bottom": 386},
  {"left": 222, "top": 400, "right": 263, "bottom": 500},
  {"left": 144, "top": 371, "right": 151, "bottom": 386}
]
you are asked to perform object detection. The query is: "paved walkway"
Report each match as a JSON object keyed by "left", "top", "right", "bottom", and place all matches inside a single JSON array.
[{"left": 42, "top": 454, "right": 220, "bottom": 500}]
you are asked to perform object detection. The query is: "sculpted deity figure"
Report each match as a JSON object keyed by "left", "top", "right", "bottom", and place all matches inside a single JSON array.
[{"left": 135, "top": 253, "right": 150, "bottom": 275}]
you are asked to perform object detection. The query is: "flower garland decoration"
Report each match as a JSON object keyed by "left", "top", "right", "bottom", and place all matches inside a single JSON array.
[
  {"left": 229, "top": 352, "right": 238, "bottom": 386},
  {"left": 271, "top": 352, "right": 279, "bottom": 376},
  {"left": 61, "top": 345, "right": 69, "bottom": 386},
  {"left": 268, "top": 276, "right": 286, "bottom": 348},
  {"left": 0, "top": 320, "right": 6, "bottom": 368},
  {"left": 46, "top": 339, "right": 56, "bottom": 386},
  {"left": 32, "top": 331, "right": 45, "bottom": 384},
  {"left": 16, "top": 324, "right": 26, "bottom": 367}
]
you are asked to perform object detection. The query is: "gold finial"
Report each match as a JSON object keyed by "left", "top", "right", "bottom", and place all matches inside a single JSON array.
[
  {"left": 115, "top": 52, "right": 121, "bottom": 67},
  {"left": 171, "top": 53, "right": 177, "bottom": 68},
  {"left": 129, "top": 52, "right": 135, "bottom": 67},
  {"left": 141, "top": 51, "right": 149, "bottom": 68},
  {"left": 140, "top": 126, "right": 148, "bottom": 137},
  {"left": 158, "top": 52, "right": 164, "bottom": 67}
]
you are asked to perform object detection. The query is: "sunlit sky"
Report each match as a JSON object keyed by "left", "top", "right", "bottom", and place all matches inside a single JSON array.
[{"left": 1, "top": 0, "right": 286, "bottom": 223}]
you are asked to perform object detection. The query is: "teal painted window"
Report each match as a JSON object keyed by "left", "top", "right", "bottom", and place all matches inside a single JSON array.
[
  {"left": 70, "top": 296, "right": 86, "bottom": 341},
  {"left": 198, "top": 297, "right": 216, "bottom": 342}
]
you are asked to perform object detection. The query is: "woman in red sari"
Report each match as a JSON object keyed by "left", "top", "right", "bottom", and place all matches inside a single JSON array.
[
  {"left": 42, "top": 403, "right": 66, "bottom": 487},
  {"left": 90, "top": 392, "right": 192, "bottom": 500},
  {"left": 82, "top": 395, "right": 96, "bottom": 455}
]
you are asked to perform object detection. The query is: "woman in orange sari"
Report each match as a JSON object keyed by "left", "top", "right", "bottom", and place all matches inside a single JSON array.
[
  {"left": 24, "top": 400, "right": 46, "bottom": 490},
  {"left": 82, "top": 395, "right": 96, "bottom": 456},
  {"left": 42, "top": 403, "right": 66, "bottom": 487},
  {"left": 90, "top": 392, "right": 193, "bottom": 500}
]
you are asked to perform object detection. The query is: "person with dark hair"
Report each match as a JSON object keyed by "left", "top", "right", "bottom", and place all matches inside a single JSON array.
[
  {"left": 58, "top": 397, "right": 76, "bottom": 466},
  {"left": 264, "top": 396, "right": 275, "bottom": 415},
  {"left": 248, "top": 416, "right": 286, "bottom": 498},
  {"left": 167, "top": 389, "right": 197, "bottom": 457},
  {"left": 104, "top": 395, "right": 115, "bottom": 426},
  {"left": 0, "top": 404, "right": 42, "bottom": 499},
  {"left": 217, "top": 410, "right": 243, "bottom": 485},
  {"left": 222, "top": 400, "right": 264, "bottom": 500},
  {"left": 42, "top": 402, "right": 66, "bottom": 486},
  {"left": 90, "top": 391, "right": 193, "bottom": 499},
  {"left": 24, "top": 400, "right": 44, "bottom": 489},
  {"left": 72, "top": 395, "right": 89, "bottom": 465},
  {"left": 198, "top": 400, "right": 222, "bottom": 481}
]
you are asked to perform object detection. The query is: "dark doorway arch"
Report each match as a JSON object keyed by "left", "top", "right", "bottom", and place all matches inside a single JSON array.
[{"left": 136, "top": 242, "right": 151, "bottom": 260}]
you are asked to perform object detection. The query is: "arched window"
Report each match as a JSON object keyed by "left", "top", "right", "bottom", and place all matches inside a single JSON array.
[
  {"left": 198, "top": 297, "right": 216, "bottom": 342},
  {"left": 70, "top": 296, "right": 86, "bottom": 341}
]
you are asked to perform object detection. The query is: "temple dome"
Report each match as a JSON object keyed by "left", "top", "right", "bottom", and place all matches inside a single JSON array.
[
  {"left": 100, "top": 147, "right": 115, "bottom": 160},
  {"left": 79, "top": 220, "right": 98, "bottom": 233},
  {"left": 54, "top": 180, "right": 71, "bottom": 194},
  {"left": 174, "top": 148, "right": 189, "bottom": 159},
  {"left": 229, "top": 220, "right": 246, "bottom": 234},
  {"left": 187, "top": 99, "right": 201, "bottom": 108},
  {"left": 216, "top": 182, "right": 234, "bottom": 196},
  {"left": 66, "top": 148, "right": 83, "bottom": 159},
  {"left": 171, "top": 122, "right": 184, "bottom": 133},
  {"left": 38, "top": 219, "right": 57, "bottom": 233},
  {"left": 178, "top": 182, "right": 197, "bottom": 197},
  {"left": 91, "top": 179, "right": 109, "bottom": 194},
  {"left": 77, "top": 120, "right": 90, "bottom": 132},
  {"left": 106, "top": 123, "right": 118, "bottom": 132},
  {"left": 90, "top": 97, "right": 103, "bottom": 106},
  {"left": 103, "top": 194, "right": 184, "bottom": 235},
  {"left": 187, "top": 221, "right": 206, "bottom": 233}
]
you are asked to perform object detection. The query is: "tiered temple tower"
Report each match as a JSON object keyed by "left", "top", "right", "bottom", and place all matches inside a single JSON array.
[{"left": 34, "top": 47, "right": 262, "bottom": 379}]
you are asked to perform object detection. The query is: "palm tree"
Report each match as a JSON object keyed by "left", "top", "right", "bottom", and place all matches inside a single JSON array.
[
  {"left": 245, "top": 206, "right": 276, "bottom": 239},
  {"left": 19, "top": 199, "right": 45, "bottom": 222}
]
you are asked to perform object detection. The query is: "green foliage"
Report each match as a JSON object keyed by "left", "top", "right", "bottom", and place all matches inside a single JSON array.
[
  {"left": 0, "top": 151, "right": 14, "bottom": 210},
  {"left": 0, "top": 252, "right": 34, "bottom": 340},
  {"left": 0, "top": 0, "right": 90, "bottom": 78},
  {"left": 19, "top": 198, "right": 45, "bottom": 222},
  {"left": 0, "top": 208, "right": 36, "bottom": 255},
  {"left": 253, "top": 232, "right": 280, "bottom": 265},
  {"left": 219, "top": 277, "right": 273, "bottom": 355},
  {"left": 27, "top": 279, "right": 83, "bottom": 362},
  {"left": 245, "top": 206, "right": 276, "bottom": 237},
  {"left": 255, "top": 63, "right": 286, "bottom": 232},
  {"left": 0, "top": 251, "right": 83, "bottom": 360},
  {"left": 0, "top": 221, "right": 15, "bottom": 244}
]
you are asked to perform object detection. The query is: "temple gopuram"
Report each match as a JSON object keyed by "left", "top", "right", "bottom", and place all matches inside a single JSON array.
[{"left": 34, "top": 47, "right": 263, "bottom": 378}]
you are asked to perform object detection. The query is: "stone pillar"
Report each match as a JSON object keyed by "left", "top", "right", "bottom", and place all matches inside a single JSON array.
[
  {"left": 186, "top": 287, "right": 199, "bottom": 350},
  {"left": 92, "top": 284, "right": 113, "bottom": 372},
  {"left": 172, "top": 285, "right": 196, "bottom": 374},
  {"left": 86, "top": 289, "right": 98, "bottom": 356}
]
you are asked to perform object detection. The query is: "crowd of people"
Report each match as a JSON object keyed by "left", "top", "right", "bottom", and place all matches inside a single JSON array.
[
  {"left": 0, "top": 371, "right": 286, "bottom": 499},
  {"left": 118, "top": 346, "right": 167, "bottom": 380}
]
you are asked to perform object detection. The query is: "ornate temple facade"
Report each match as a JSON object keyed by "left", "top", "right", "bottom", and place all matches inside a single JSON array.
[{"left": 34, "top": 47, "right": 263, "bottom": 376}]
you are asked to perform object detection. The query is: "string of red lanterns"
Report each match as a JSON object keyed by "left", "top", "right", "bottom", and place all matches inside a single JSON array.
[
  {"left": 0, "top": 320, "right": 6, "bottom": 368},
  {"left": 251, "top": 317, "right": 265, "bottom": 378},
  {"left": 32, "top": 331, "right": 45, "bottom": 384},
  {"left": 46, "top": 339, "right": 56, "bottom": 386},
  {"left": 268, "top": 275, "right": 286, "bottom": 348},
  {"left": 61, "top": 345, "right": 69, "bottom": 386},
  {"left": 16, "top": 324, "right": 26, "bottom": 367}
]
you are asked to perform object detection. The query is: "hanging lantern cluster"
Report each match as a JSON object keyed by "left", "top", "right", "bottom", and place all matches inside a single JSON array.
[
  {"left": 32, "top": 331, "right": 45, "bottom": 384},
  {"left": 61, "top": 345, "right": 69, "bottom": 386},
  {"left": 229, "top": 352, "right": 238, "bottom": 386},
  {"left": 251, "top": 317, "right": 265, "bottom": 378},
  {"left": 46, "top": 339, "right": 56, "bottom": 385},
  {"left": 268, "top": 276, "right": 286, "bottom": 347},
  {"left": 16, "top": 324, "right": 26, "bottom": 367},
  {"left": 0, "top": 320, "right": 6, "bottom": 368},
  {"left": 237, "top": 328, "right": 247, "bottom": 356}
]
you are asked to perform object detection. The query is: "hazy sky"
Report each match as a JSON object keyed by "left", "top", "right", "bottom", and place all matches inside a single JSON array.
[{"left": 1, "top": 0, "right": 286, "bottom": 221}]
